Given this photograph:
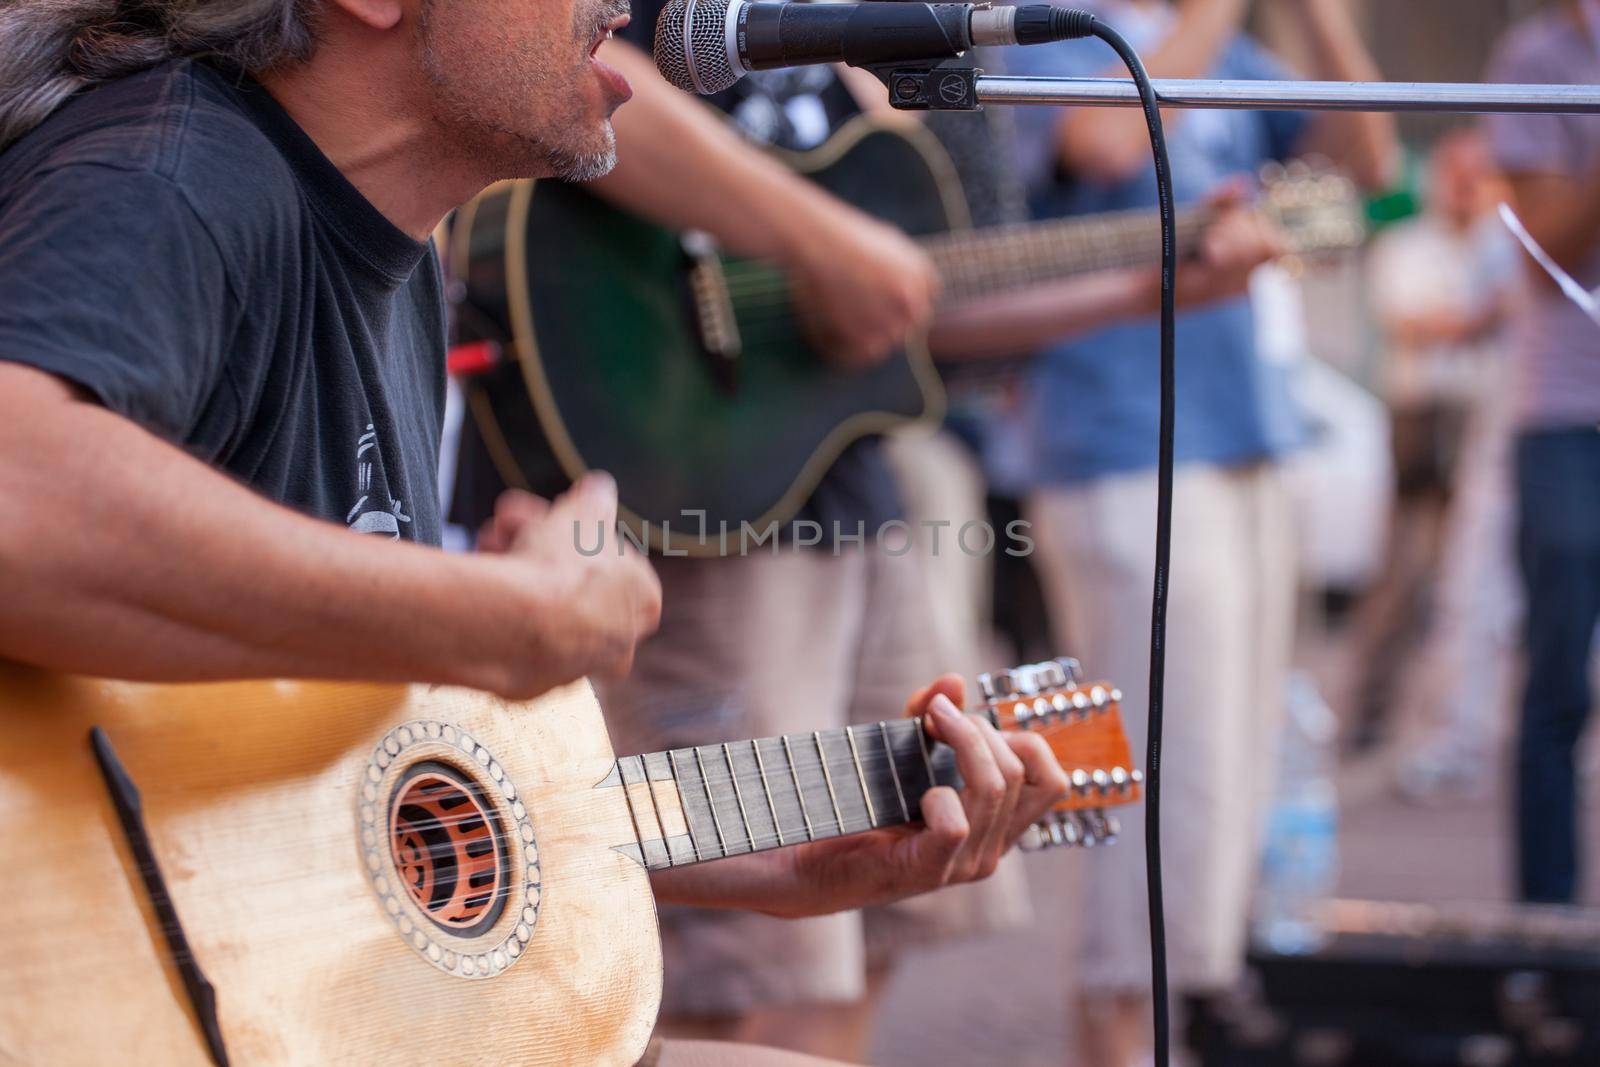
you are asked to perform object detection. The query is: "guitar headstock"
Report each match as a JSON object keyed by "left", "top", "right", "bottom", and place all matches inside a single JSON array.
[
  {"left": 979, "top": 658, "right": 1142, "bottom": 851},
  {"left": 1259, "top": 159, "right": 1368, "bottom": 260}
]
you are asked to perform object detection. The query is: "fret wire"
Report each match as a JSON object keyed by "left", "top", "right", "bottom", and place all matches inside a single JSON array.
[
  {"left": 615, "top": 757, "right": 652, "bottom": 867},
  {"left": 666, "top": 749, "right": 702, "bottom": 863},
  {"left": 638, "top": 754, "right": 673, "bottom": 865},
  {"left": 783, "top": 735, "right": 815, "bottom": 841},
  {"left": 752, "top": 738, "right": 783, "bottom": 847},
  {"left": 722, "top": 742, "right": 755, "bottom": 853},
  {"left": 814, "top": 731, "right": 847, "bottom": 837},
  {"left": 916, "top": 718, "right": 937, "bottom": 786},
  {"left": 879, "top": 720, "right": 911, "bottom": 821},
  {"left": 693, "top": 746, "right": 730, "bottom": 857},
  {"left": 930, "top": 205, "right": 1216, "bottom": 301},
  {"left": 844, "top": 726, "right": 877, "bottom": 828}
]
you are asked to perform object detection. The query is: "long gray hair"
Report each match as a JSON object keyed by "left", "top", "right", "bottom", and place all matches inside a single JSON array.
[{"left": 0, "top": 0, "right": 322, "bottom": 152}]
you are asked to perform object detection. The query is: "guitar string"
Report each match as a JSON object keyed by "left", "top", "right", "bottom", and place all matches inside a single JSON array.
[
  {"left": 40, "top": 712, "right": 1126, "bottom": 844},
  {"left": 36, "top": 726, "right": 1128, "bottom": 861},
  {"left": 69, "top": 794, "right": 1125, "bottom": 964},
  {"left": 712, "top": 213, "right": 1214, "bottom": 296},
  {"left": 713, "top": 237, "right": 1214, "bottom": 322},
  {"left": 55, "top": 740, "right": 1133, "bottom": 952},
  {"left": 39, "top": 722, "right": 1130, "bottom": 952},
  {"left": 710, "top": 207, "right": 1216, "bottom": 290}
]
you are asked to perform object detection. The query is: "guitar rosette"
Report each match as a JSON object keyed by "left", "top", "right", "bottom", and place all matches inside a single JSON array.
[{"left": 356, "top": 720, "right": 541, "bottom": 980}]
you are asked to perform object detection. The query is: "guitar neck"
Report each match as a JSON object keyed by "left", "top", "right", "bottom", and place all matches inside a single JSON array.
[
  {"left": 614, "top": 717, "right": 960, "bottom": 870},
  {"left": 922, "top": 205, "right": 1217, "bottom": 302}
]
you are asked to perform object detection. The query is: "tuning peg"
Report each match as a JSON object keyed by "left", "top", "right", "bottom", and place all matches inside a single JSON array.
[
  {"left": 1056, "top": 812, "right": 1080, "bottom": 848},
  {"left": 1110, "top": 767, "right": 1129, "bottom": 792},
  {"left": 1075, "top": 812, "right": 1099, "bottom": 848},
  {"left": 1091, "top": 769, "right": 1111, "bottom": 796},
  {"left": 1131, "top": 769, "right": 1145, "bottom": 786},
  {"left": 1035, "top": 661, "right": 1067, "bottom": 693},
  {"left": 1071, "top": 769, "right": 1091, "bottom": 795},
  {"left": 1084, "top": 809, "right": 1119, "bottom": 846},
  {"left": 1071, "top": 690, "right": 1092, "bottom": 715},
  {"left": 1020, "top": 823, "right": 1049, "bottom": 852},
  {"left": 1089, "top": 685, "right": 1109, "bottom": 709}
]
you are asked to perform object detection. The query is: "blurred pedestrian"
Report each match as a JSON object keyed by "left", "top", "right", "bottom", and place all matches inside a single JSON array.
[
  {"left": 1006, "top": 1, "right": 1397, "bottom": 1063},
  {"left": 1349, "top": 129, "right": 1517, "bottom": 754},
  {"left": 1486, "top": 0, "right": 1600, "bottom": 905}
]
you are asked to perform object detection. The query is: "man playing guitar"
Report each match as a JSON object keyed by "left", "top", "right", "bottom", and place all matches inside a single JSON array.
[{"left": 0, "top": 1, "right": 1070, "bottom": 1063}]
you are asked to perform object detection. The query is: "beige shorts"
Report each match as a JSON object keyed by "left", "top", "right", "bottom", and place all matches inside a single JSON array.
[
  {"left": 596, "top": 542, "right": 1031, "bottom": 1018},
  {"left": 1027, "top": 462, "right": 1296, "bottom": 995}
]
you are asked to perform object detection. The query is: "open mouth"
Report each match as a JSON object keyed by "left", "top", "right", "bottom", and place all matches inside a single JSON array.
[{"left": 589, "top": 14, "right": 630, "bottom": 58}]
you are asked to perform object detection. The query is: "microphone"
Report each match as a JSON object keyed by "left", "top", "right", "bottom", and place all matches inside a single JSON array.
[{"left": 653, "top": 0, "right": 1095, "bottom": 95}]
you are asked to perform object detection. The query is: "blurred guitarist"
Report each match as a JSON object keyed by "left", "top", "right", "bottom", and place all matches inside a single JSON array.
[
  {"left": 451, "top": 15, "right": 1288, "bottom": 1060},
  {"left": 1006, "top": 2, "right": 1397, "bottom": 1064},
  {"left": 0, "top": 3, "right": 1073, "bottom": 1066}
]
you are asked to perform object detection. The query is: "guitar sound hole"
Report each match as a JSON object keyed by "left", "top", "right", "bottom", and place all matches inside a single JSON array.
[{"left": 388, "top": 762, "right": 509, "bottom": 936}]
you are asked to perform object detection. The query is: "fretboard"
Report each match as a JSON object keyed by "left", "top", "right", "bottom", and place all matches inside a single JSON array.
[
  {"left": 921, "top": 204, "right": 1216, "bottom": 302},
  {"left": 613, "top": 718, "right": 961, "bottom": 870}
]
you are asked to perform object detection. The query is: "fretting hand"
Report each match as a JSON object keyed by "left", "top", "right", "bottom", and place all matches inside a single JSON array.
[{"left": 651, "top": 675, "right": 1071, "bottom": 919}]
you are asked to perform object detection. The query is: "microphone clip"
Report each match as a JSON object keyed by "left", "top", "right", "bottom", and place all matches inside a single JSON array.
[{"left": 871, "top": 61, "right": 982, "bottom": 111}]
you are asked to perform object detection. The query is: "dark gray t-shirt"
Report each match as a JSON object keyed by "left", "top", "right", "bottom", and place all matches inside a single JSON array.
[{"left": 0, "top": 60, "right": 447, "bottom": 543}]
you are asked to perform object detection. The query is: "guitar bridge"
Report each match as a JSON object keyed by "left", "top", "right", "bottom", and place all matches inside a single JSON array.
[
  {"left": 90, "top": 727, "right": 231, "bottom": 1067},
  {"left": 683, "top": 231, "right": 742, "bottom": 393}
]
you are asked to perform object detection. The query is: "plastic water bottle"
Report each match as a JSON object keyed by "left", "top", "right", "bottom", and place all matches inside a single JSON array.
[{"left": 1254, "top": 672, "right": 1340, "bottom": 955}]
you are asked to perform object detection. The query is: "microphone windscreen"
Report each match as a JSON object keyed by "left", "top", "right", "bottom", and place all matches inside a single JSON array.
[{"left": 654, "top": 0, "right": 741, "bottom": 95}]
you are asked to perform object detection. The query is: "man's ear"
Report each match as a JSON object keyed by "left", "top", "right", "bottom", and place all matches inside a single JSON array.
[{"left": 324, "top": 0, "right": 405, "bottom": 31}]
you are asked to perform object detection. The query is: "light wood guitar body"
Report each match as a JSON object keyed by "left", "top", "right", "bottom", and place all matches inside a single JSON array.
[
  {"left": 0, "top": 657, "right": 1135, "bottom": 1065},
  {"left": 0, "top": 667, "right": 660, "bottom": 1066}
]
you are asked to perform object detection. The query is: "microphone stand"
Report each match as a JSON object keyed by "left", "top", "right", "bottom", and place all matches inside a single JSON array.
[
  {"left": 873, "top": 66, "right": 1600, "bottom": 114},
  {"left": 975, "top": 75, "right": 1600, "bottom": 114},
  {"left": 862, "top": 56, "right": 1600, "bottom": 1067}
]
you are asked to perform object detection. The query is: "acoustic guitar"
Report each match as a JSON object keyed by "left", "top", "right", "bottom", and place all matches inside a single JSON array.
[
  {"left": 450, "top": 115, "right": 1365, "bottom": 554},
  {"left": 0, "top": 657, "right": 1136, "bottom": 1065}
]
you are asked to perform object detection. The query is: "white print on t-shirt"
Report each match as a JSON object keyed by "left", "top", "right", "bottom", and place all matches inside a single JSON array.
[{"left": 346, "top": 422, "right": 412, "bottom": 538}]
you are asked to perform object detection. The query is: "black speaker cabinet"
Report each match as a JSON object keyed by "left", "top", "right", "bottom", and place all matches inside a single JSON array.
[{"left": 1191, "top": 901, "right": 1600, "bottom": 1067}]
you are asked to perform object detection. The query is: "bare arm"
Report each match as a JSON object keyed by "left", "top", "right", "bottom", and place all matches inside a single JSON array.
[
  {"left": 0, "top": 364, "right": 659, "bottom": 695},
  {"left": 1056, "top": 0, "right": 1250, "bottom": 183},
  {"left": 930, "top": 188, "right": 1289, "bottom": 361},
  {"left": 588, "top": 40, "right": 937, "bottom": 365},
  {"left": 1284, "top": 0, "right": 1399, "bottom": 191},
  {"left": 930, "top": 271, "right": 1158, "bottom": 361}
]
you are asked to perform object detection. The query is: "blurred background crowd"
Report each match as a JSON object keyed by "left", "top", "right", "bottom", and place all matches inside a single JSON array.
[{"left": 440, "top": 0, "right": 1600, "bottom": 1063}]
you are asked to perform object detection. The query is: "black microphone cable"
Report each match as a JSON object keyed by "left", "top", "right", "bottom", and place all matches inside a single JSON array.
[
  {"left": 1048, "top": 12, "right": 1177, "bottom": 1065},
  {"left": 1098, "top": 24, "right": 1175, "bottom": 1066}
]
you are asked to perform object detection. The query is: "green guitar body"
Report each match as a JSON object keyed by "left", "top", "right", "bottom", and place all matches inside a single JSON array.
[{"left": 454, "top": 117, "right": 964, "bottom": 552}]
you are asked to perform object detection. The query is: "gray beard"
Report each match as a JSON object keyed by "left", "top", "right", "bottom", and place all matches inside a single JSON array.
[{"left": 544, "top": 124, "right": 617, "bottom": 182}]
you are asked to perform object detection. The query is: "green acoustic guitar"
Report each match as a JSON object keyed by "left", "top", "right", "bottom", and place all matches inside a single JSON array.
[{"left": 450, "top": 115, "right": 1363, "bottom": 555}]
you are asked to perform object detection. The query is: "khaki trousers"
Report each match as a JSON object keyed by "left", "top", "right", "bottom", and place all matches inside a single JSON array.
[{"left": 1027, "top": 462, "right": 1297, "bottom": 993}]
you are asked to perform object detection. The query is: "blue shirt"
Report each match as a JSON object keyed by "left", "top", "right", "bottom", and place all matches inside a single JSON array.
[{"left": 1007, "top": 1, "right": 1311, "bottom": 483}]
